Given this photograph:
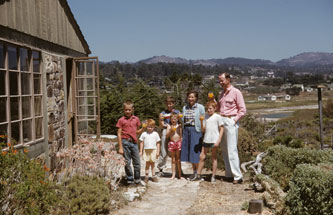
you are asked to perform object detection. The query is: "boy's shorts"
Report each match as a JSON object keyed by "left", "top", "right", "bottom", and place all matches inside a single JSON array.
[
  {"left": 203, "top": 142, "right": 215, "bottom": 148},
  {"left": 143, "top": 149, "right": 157, "bottom": 162},
  {"left": 168, "top": 140, "right": 182, "bottom": 152}
]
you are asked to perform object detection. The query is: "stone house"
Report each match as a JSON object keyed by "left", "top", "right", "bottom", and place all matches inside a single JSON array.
[{"left": 0, "top": 0, "right": 101, "bottom": 170}]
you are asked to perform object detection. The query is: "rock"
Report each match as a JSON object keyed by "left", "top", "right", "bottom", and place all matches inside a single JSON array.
[{"left": 248, "top": 199, "right": 263, "bottom": 214}]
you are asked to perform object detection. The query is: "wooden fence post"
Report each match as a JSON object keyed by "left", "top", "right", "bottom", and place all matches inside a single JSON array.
[{"left": 318, "top": 85, "right": 325, "bottom": 150}]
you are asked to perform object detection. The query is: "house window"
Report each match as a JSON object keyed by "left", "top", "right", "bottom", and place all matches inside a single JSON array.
[{"left": 0, "top": 42, "right": 43, "bottom": 147}]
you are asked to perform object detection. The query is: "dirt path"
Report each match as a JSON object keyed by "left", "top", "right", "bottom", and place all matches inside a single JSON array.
[
  {"left": 113, "top": 156, "right": 273, "bottom": 215},
  {"left": 114, "top": 158, "right": 200, "bottom": 215}
]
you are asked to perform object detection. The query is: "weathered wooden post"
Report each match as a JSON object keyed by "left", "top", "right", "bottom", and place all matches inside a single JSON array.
[{"left": 318, "top": 85, "right": 325, "bottom": 150}]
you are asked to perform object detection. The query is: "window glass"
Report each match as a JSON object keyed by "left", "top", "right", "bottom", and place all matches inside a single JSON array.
[
  {"left": 0, "top": 44, "right": 4, "bottom": 69},
  {"left": 78, "top": 78, "right": 94, "bottom": 90},
  {"left": 0, "top": 70, "right": 5, "bottom": 95},
  {"left": 10, "top": 97, "right": 19, "bottom": 121},
  {"left": 20, "top": 48, "right": 29, "bottom": 71},
  {"left": 22, "top": 96, "right": 31, "bottom": 119},
  {"left": 35, "top": 117, "right": 43, "bottom": 139},
  {"left": 78, "top": 62, "right": 85, "bottom": 75},
  {"left": 8, "top": 46, "right": 17, "bottom": 70},
  {"left": 0, "top": 97, "right": 6, "bottom": 123},
  {"left": 21, "top": 73, "right": 31, "bottom": 95},
  {"left": 9, "top": 72, "right": 18, "bottom": 95},
  {"left": 32, "top": 51, "right": 40, "bottom": 73},
  {"left": 34, "top": 96, "right": 42, "bottom": 117},
  {"left": 86, "top": 62, "right": 93, "bottom": 75},
  {"left": 34, "top": 74, "right": 41, "bottom": 94},
  {"left": 23, "top": 119, "right": 32, "bottom": 143},
  {"left": 11, "top": 121, "right": 20, "bottom": 144}
]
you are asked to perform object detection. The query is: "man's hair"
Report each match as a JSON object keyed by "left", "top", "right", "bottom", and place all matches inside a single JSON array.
[
  {"left": 147, "top": 119, "right": 156, "bottom": 127},
  {"left": 186, "top": 90, "right": 199, "bottom": 100},
  {"left": 123, "top": 101, "right": 133, "bottom": 108},
  {"left": 166, "top": 96, "right": 175, "bottom": 103},
  {"left": 220, "top": 72, "right": 232, "bottom": 81},
  {"left": 206, "top": 101, "right": 217, "bottom": 109}
]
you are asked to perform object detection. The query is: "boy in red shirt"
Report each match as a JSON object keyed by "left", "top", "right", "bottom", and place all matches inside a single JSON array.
[{"left": 117, "top": 101, "right": 144, "bottom": 185}]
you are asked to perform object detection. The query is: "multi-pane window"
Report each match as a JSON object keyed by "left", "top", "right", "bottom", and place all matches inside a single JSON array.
[{"left": 0, "top": 42, "right": 43, "bottom": 147}]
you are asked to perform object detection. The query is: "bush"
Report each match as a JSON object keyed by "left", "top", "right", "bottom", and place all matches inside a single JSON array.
[
  {"left": 0, "top": 144, "right": 59, "bottom": 214},
  {"left": 62, "top": 175, "right": 111, "bottom": 215},
  {"left": 272, "top": 135, "right": 304, "bottom": 148},
  {"left": 323, "top": 98, "right": 333, "bottom": 118},
  {"left": 285, "top": 163, "right": 333, "bottom": 215},
  {"left": 262, "top": 145, "right": 333, "bottom": 191}
]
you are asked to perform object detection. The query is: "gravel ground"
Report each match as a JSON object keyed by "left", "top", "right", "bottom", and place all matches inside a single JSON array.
[{"left": 113, "top": 158, "right": 273, "bottom": 215}]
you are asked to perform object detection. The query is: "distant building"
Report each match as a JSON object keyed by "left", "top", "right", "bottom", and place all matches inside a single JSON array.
[
  {"left": 292, "top": 84, "right": 305, "bottom": 92},
  {"left": 267, "top": 71, "right": 275, "bottom": 78},
  {"left": 327, "top": 84, "right": 333, "bottom": 91},
  {"left": 258, "top": 94, "right": 291, "bottom": 101},
  {"left": 304, "top": 87, "right": 314, "bottom": 92},
  {"left": 280, "top": 83, "right": 292, "bottom": 90}
]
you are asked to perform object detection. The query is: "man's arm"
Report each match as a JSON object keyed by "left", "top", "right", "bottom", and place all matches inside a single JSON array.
[
  {"left": 234, "top": 90, "right": 246, "bottom": 123},
  {"left": 117, "top": 128, "right": 123, "bottom": 155}
]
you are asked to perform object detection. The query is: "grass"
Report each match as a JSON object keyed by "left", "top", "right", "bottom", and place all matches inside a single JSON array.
[
  {"left": 246, "top": 100, "right": 317, "bottom": 110},
  {"left": 245, "top": 91, "right": 333, "bottom": 111}
]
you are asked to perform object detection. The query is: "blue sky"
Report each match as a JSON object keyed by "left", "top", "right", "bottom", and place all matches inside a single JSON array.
[{"left": 68, "top": 0, "right": 333, "bottom": 63}]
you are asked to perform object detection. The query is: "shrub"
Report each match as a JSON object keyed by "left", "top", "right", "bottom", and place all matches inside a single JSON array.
[
  {"left": 272, "top": 135, "right": 304, "bottom": 148},
  {"left": 62, "top": 175, "right": 111, "bottom": 215},
  {"left": 323, "top": 98, "right": 333, "bottom": 118},
  {"left": 262, "top": 145, "right": 333, "bottom": 191},
  {"left": 285, "top": 163, "right": 333, "bottom": 215},
  {"left": 0, "top": 144, "right": 59, "bottom": 214}
]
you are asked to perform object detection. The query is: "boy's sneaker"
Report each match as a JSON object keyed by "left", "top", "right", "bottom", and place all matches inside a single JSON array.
[
  {"left": 136, "top": 180, "right": 146, "bottom": 187},
  {"left": 144, "top": 176, "right": 149, "bottom": 184},
  {"left": 151, "top": 176, "right": 159, "bottom": 182},
  {"left": 156, "top": 171, "right": 164, "bottom": 177},
  {"left": 189, "top": 173, "right": 198, "bottom": 181},
  {"left": 211, "top": 176, "right": 216, "bottom": 184}
]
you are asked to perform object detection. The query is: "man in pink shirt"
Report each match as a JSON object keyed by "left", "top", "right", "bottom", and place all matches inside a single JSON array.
[{"left": 218, "top": 73, "right": 246, "bottom": 184}]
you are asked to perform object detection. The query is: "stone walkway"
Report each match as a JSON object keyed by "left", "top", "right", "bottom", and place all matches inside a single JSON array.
[
  {"left": 114, "top": 158, "right": 200, "bottom": 215},
  {"left": 113, "top": 157, "right": 273, "bottom": 215}
]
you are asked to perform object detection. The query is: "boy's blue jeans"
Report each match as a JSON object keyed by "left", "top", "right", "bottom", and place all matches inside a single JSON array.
[{"left": 122, "top": 139, "right": 141, "bottom": 184}]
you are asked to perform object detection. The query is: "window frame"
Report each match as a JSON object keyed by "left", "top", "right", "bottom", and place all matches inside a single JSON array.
[{"left": 0, "top": 41, "right": 44, "bottom": 148}]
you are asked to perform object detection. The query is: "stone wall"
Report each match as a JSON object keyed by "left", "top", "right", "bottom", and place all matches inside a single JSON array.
[{"left": 44, "top": 53, "right": 66, "bottom": 170}]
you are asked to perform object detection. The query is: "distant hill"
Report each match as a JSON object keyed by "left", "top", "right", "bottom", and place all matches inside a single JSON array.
[
  {"left": 276, "top": 52, "right": 333, "bottom": 67},
  {"left": 136, "top": 52, "right": 333, "bottom": 67}
]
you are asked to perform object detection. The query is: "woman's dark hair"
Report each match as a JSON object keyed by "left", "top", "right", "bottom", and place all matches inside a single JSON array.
[{"left": 186, "top": 90, "right": 199, "bottom": 100}]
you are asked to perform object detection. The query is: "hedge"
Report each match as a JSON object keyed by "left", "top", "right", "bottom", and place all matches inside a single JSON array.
[
  {"left": 262, "top": 145, "right": 333, "bottom": 191},
  {"left": 285, "top": 163, "right": 333, "bottom": 215}
]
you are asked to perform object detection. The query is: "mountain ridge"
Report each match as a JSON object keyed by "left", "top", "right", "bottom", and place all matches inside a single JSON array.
[{"left": 135, "top": 52, "right": 333, "bottom": 67}]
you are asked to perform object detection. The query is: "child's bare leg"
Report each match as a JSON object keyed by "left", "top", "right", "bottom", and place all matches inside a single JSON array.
[
  {"left": 212, "top": 147, "right": 218, "bottom": 177},
  {"left": 145, "top": 161, "right": 150, "bottom": 177},
  {"left": 151, "top": 161, "right": 156, "bottom": 177},
  {"left": 171, "top": 151, "right": 176, "bottom": 179},
  {"left": 197, "top": 147, "right": 207, "bottom": 175},
  {"left": 175, "top": 150, "right": 181, "bottom": 179}
]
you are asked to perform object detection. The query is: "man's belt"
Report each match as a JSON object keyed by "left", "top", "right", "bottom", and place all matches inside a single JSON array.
[{"left": 221, "top": 115, "right": 236, "bottom": 118}]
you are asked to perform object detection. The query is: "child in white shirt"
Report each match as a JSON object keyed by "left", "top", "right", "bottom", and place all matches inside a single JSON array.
[
  {"left": 197, "top": 101, "right": 224, "bottom": 183},
  {"left": 139, "top": 119, "right": 161, "bottom": 183}
]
